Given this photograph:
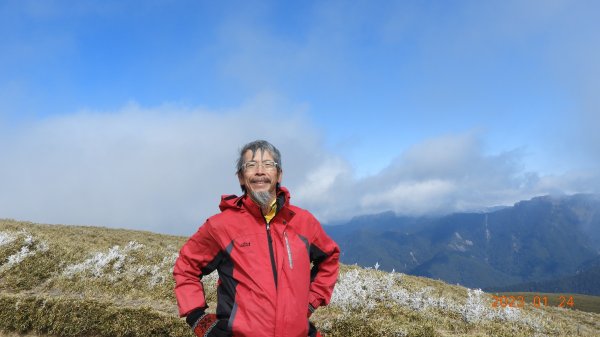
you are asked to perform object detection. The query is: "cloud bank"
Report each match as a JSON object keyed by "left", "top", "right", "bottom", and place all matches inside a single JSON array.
[
  {"left": 298, "top": 131, "right": 600, "bottom": 221},
  {"left": 0, "top": 97, "right": 327, "bottom": 235},
  {"left": 2, "top": 100, "right": 598, "bottom": 235}
]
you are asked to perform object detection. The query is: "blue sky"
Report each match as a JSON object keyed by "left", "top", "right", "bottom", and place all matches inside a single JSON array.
[{"left": 1, "top": 0, "right": 599, "bottom": 235}]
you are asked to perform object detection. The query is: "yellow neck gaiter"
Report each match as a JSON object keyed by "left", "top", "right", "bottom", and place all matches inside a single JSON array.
[{"left": 263, "top": 198, "right": 278, "bottom": 224}]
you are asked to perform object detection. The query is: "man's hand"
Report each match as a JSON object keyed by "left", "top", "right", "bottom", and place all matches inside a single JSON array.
[
  {"left": 188, "top": 311, "right": 230, "bottom": 337},
  {"left": 192, "top": 313, "right": 217, "bottom": 337}
]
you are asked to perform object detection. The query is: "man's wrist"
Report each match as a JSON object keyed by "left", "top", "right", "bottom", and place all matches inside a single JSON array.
[
  {"left": 308, "top": 296, "right": 322, "bottom": 311},
  {"left": 186, "top": 308, "right": 206, "bottom": 327}
]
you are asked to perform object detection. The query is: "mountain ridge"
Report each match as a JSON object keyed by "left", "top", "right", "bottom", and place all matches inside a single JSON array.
[{"left": 327, "top": 193, "right": 600, "bottom": 291}]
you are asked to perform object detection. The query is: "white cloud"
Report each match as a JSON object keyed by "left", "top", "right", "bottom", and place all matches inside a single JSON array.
[
  {"left": 1, "top": 101, "right": 598, "bottom": 234},
  {"left": 294, "top": 131, "right": 600, "bottom": 221},
  {"left": 360, "top": 180, "right": 457, "bottom": 214},
  {"left": 0, "top": 96, "right": 328, "bottom": 235},
  {"left": 294, "top": 157, "right": 350, "bottom": 203}
]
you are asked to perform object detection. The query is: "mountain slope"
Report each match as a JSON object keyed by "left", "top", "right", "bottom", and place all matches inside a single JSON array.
[
  {"left": 2, "top": 219, "right": 599, "bottom": 337},
  {"left": 327, "top": 194, "right": 600, "bottom": 289},
  {"left": 410, "top": 251, "right": 521, "bottom": 288},
  {"left": 486, "top": 256, "right": 600, "bottom": 295}
]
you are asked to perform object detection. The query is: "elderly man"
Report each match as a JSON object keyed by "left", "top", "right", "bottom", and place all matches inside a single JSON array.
[{"left": 174, "top": 140, "right": 340, "bottom": 337}]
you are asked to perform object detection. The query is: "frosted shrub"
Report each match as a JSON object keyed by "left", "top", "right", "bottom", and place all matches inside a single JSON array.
[
  {"left": 0, "top": 232, "right": 49, "bottom": 272},
  {"left": 331, "top": 269, "right": 371, "bottom": 309},
  {"left": 62, "top": 242, "right": 185, "bottom": 287},
  {"left": 331, "top": 268, "right": 403, "bottom": 310},
  {"left": 133, "top": 252, "right": 180, "bottom": 287},
  {"left": 0, "top": 232, "right": 17, "bottom": 247},
  {"left": 331, "top": 268, "right": 535, "bottom": 329},
  {"left": 462, "top": 288, "right": 486, "bottom": 322},
  {"left": 134, "top": 264, "right": 162, "bottom": 286},
  {"left": 7, "top": 246, "right": 33, "bottom": 266},
  {"left": 125, "top": 241, "right": 144, "bottom": 251},
  {"left": 460, "top": 288, "right": 534, "bottom": 327},
  {"left": 405, "top": 287, "right": 434, "bottom": 310},
  {"left": 331, "top": 267, "right": 460, "bottom": 313},
  {"left": 63, "top": 241, "right": 145, "bottom": 280}
]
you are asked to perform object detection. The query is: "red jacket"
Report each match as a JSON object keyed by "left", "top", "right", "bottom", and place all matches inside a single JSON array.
[{"left": 174, "top": 187, "right": 340, "bottom": 337}]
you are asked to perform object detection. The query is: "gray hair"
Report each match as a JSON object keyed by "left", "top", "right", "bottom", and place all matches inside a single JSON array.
[{"left": 236, "top": 140, "right": 282, "bottom": 175}]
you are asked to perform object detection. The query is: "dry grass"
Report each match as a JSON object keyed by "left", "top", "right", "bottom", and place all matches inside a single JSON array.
[{"left": 1, "top": 219, "right": 599, "bottom": 337}]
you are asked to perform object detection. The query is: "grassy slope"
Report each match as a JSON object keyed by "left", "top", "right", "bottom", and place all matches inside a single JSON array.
[{"left": 1, "top": 219, "right": 599, "bottom": 337}]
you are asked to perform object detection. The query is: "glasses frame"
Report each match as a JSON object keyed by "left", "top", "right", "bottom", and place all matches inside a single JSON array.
[{"left": 242, "top": 160, "right": 279, "bottom": 172}]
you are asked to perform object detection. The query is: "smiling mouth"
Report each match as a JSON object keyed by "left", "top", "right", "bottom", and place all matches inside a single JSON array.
[{"left": 251, "top": 179, "right": 271, "bottom": 184}]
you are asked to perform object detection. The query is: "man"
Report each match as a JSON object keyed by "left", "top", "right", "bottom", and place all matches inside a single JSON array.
[{"left": 174, "top": 140, "right": 340, "bottom": 337}]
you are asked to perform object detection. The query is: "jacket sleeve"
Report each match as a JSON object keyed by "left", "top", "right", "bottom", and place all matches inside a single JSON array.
[
  {"left": 173, "top": 220, "right": 222, "bottom": 317},
  {"left": 307, "top": 219, "right": 340, "bottom": 311}
]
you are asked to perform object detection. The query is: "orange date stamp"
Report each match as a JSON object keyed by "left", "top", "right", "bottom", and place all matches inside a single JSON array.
[{"left": 491, "top": 295, "right": 575, "bottom": 309}]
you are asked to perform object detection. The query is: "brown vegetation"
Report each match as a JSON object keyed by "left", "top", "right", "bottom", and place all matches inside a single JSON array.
[{"left": 1, "top": 219, "right": 599, "bottom": 336}]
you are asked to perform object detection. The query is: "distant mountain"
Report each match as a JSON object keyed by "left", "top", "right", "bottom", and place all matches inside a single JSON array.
[
  {"left": 326, "top": 194, "right": 600, "bottom": 290},
  {"left": 486, "top": 255, "right": 600, "bottom": 295}
]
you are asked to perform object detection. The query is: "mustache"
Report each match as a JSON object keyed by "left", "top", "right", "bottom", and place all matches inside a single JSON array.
[{"left": 250, "top": 177, "right": 271, "bottom": 183}]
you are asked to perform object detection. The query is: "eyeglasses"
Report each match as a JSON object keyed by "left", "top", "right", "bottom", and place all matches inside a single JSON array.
[{"left": 242, "top": 160, "right": 278, "bottom": 172}]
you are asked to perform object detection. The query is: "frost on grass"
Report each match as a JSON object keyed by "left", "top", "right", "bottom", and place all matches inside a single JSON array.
[
  {"left": 63, "top": 242, "right": 180, "bottom": 287},
  {"left": 329, "top": 267, "right": 546, "bottom": 329},
  {"left": 461, "top": 289, "right": 522, "bottom": 323},
  {"left": 132, "top": 252, "right": 180, "bottom": 286},
  {"left": 331, "top": 267, "right": 455, "bottom": 312},
  {"left": 461, "top": 288, "right": 545, "bottom": 332},
  {"left": 331, "top": 268, "right": 403, "bottom": 310},
  {"left": 0, "top": 231, "right": 49, "bottom": 273},
  {"left": 0, "top": 232, "right": 17, "bottom": 247},
  {"left": 63, "top": 241, "right": 144, "bottom": 280}
]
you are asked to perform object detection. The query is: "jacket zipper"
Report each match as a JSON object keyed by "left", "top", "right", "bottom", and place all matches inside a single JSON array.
[
  {"left": 265, "top": 221, "right": 278, "bottom": 289},
  {"left": 283, "top": 231, "right": 293, "bottom": 269}
]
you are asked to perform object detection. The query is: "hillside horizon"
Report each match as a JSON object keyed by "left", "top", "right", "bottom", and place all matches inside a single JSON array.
[{"left": 1, "top": 218, "right": 599, "bottom": 336}]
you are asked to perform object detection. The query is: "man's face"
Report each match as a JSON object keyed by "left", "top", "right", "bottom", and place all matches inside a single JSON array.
[{"left": 238, "top": 149, "right": 282, "bottom": 200}]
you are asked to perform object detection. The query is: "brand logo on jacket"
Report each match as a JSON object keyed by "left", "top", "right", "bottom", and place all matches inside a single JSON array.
[{"left": 239, "top": 241, "right": 251, "bottom": 247}]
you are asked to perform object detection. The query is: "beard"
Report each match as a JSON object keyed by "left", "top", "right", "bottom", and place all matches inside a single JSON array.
[{"left": 250, "top": 190, "right": 274, "bottom": 209}]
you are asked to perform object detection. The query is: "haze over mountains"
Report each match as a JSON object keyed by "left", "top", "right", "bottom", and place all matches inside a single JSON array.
[{"left": 326, "top": 194, "right": 600, "bottom": 294}]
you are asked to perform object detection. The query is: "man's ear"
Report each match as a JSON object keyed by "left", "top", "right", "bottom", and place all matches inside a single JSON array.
[{"left": 277, "top": 169, "right": 283, "bottom": 183}]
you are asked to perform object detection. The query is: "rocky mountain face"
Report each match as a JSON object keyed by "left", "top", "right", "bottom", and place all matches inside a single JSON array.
[{"left": 326, "top": 194, "right": 600, "bottom": 292}]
